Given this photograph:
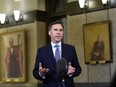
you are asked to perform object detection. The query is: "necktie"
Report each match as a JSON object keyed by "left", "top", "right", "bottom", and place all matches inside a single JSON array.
[
  {"left": 55, "top": 45, "right": 65, "bottom": 87},
  {"left": 54, "top": 45, "right": 60, "bottom": 61}
]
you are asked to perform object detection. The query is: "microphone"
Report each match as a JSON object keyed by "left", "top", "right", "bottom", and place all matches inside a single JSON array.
[{"left": 56, "top": 58, "right": 67, "bottom": 82}]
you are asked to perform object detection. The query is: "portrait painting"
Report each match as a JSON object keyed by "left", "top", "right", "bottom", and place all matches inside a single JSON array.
[
  {"left": 83, "top": 21, "right": 111, "bottom": 64},
  {"left": 0, "top": 30, "right": 26, "bottom": 82}
]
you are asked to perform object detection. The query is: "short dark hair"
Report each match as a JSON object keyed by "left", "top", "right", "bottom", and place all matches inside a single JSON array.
[{"left": 48, "top": 20, "right": 64, "bottom": 30}]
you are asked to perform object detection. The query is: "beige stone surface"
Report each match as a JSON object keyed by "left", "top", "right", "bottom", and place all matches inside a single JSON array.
[{"left": 0, "top": 0, "right": 45, "bottom": 15}]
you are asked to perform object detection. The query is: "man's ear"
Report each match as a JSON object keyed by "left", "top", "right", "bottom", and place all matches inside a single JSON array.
[{"left": 48, "top": 31, "right": 50, "bottom": 36}]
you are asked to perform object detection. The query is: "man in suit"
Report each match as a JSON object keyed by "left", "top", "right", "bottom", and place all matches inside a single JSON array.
[
  {"left": 110, "top": 71, "right": 116, "bottom": 87},
  {"left": 5, "top": 35, "right": 23, "bottom": 78},
  {"left": 90, "top": 34, "right": 105, "bottom": 61},
  {"left": 33, "top": 20, "right": 82, "bottom": 87}
]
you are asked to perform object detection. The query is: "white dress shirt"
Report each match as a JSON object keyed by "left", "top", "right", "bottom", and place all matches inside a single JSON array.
[{"left": 51, "top": 41, "right": 62, "bottom": 58}]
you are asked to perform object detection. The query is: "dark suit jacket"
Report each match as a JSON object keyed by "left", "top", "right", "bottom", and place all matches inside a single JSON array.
[
  {"left": 110, "top": 72, "right": 116, "bottom": 87},
  {"left": 33, "top": 43, "right": 82, "bottom": 87}
]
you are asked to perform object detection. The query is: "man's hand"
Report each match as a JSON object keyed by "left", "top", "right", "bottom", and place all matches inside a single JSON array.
[
  {"left": 39, "top": 63, "right": 49, "bottom": 76},
  {"left": 67, "top": 62, "right": 75, "bottom": 75},
  {"left": 94, "top": 52, "right": 100, "bottom": 56}
]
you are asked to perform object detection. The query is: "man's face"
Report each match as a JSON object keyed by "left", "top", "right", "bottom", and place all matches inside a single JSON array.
[
  {"left": 9, "top": 39, "right": 13, "bottom": 47},
  {"left": 48, "top": 24, "right": 64, "bottom": 44}
]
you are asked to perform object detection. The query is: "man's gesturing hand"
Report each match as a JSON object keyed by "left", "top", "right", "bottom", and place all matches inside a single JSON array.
[
  {"left": 39, "top": 63, "right": 49, "bottom": 76},
  {"left": 67, "top": 62, "right": 75, "bottom": 75}
]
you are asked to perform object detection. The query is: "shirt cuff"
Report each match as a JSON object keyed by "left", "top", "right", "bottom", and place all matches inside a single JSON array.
[
  {"left": 68, "top": 74, "right": 73, "bottom": 77},
  {"left": 39, "top": 72, "right": 45, "bottom": 79}
]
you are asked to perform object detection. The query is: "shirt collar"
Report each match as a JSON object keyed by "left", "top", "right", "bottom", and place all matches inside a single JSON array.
[{"left": 51, "top": 41, "right": 61, "bottom": 48}]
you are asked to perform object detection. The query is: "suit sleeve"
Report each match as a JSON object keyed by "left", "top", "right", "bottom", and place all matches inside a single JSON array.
[
  {"left": 33, "top": 48, "right": 53, "bottom": 81},
  {"left": 71, "top": 46, "right": 82, "bottom": 77},
  {"left": 33, "top": 48, "right": 43, "bottom": 80}
]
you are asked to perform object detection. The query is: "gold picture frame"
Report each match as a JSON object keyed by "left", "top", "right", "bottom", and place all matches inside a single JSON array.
[
  {"left": 83, "top": 21, "right": 112, "bottom": 64},
  {"left": 0, "top": 30, "right": 26, "bottom": 82}
]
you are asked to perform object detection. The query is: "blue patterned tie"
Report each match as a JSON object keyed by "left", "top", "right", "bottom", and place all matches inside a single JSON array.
[{"left": 54, "top": 45, "right": 60, "bottom": 61}]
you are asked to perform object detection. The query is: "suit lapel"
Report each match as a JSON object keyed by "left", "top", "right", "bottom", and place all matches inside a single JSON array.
[
  {"left": 61, "top": 43, "right": 67, "bottom": 60},
  {"left": 46, "top": 44, "right": 56, "bottom": 66}
]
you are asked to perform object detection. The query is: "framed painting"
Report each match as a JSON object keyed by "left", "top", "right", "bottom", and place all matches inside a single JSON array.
[
  {"left": 0, "top": 30, "right": 26, "bottom": 82},
  {"left": 83, "top": 21, "right": 112, "bottom": 64}
]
